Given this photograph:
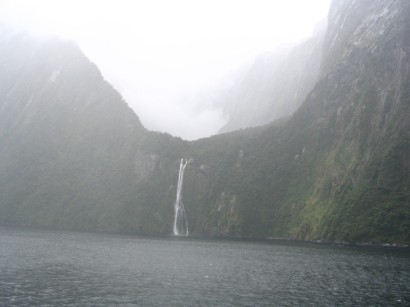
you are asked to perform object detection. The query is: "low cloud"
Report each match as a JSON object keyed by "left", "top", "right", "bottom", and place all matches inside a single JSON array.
[{"left": 0, "top": 0, "right": 330, "bottom": 140}]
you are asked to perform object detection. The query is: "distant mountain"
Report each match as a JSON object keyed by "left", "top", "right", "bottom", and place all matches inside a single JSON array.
[
  {"left": 0, "top": 0, "right": 409, "bottom": 244},
  {"left": 218, "top": 21, "right": 326, "bottom": 133}
]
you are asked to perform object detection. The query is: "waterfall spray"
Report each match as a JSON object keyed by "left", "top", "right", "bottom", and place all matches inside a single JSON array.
[{"left": 173, "top": 158, "right": 189, "bottom": 236}]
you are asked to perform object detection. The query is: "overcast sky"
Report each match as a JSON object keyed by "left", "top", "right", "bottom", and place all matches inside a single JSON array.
[{"left": 0, "top": 0, "right": 331, "bottom": 140}]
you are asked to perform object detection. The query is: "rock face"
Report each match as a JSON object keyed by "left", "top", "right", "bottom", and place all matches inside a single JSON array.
[
  {"left": 0, "top": 0, "right": 409, "bottom": 243},
  {"left": 301, "top": 0, "right": 410, "bottom": 242},
  {"left": 185, "top": 0, "right": 410, "bottom": 242},
  {"left": 218, "top": 23, "right": 326, "bottom": 133}
]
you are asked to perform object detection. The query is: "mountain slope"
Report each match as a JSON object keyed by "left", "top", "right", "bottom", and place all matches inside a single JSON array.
[
  {"left": 0, "top": 29, "right": 191, "bottom": 234},
  {"left": 0, "top": 0, "right": 409, "bottom": 244},
  {"left": 0, "top": 32, "right": 143, "bottom": 230},
  {"left": 181, "top": 0, "right": 410, "bottom": 243},
  {"left": 303, "top": 0, "right": 410, "bottom": 242},
  {"left": 218, "top": 23, "right": 325, "bottom": 133}
]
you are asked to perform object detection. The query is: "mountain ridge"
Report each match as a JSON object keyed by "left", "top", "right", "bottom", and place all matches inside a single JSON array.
[{"left": 0, "top": 0, "right": 409, "bottom": 243}]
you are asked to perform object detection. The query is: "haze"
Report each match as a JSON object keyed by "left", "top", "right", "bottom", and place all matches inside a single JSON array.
[{"left": 0, "top": 0, "right": 330, "bottom": 140}]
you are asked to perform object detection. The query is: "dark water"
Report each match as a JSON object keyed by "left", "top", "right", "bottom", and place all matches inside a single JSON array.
[{"left": 0, "top": 228, "right": 409, "bottom": 306}]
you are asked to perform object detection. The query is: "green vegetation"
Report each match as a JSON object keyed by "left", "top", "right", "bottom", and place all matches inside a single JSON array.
[{"left": 0, "top": 0, "right": 409, "bottom": 244}]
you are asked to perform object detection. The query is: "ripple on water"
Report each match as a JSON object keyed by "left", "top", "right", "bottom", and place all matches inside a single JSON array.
[{"left": 0, "top": 228, "right": 409, "bottom": 306}]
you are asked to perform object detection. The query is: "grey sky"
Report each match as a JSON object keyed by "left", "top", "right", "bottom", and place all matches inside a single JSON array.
[{"left": 0, "top": 0, "right": 331, "bottom": 140}]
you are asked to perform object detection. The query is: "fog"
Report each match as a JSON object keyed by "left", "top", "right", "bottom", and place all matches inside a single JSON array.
[{"left": 0, "top": 0, "right": 330, "bottom": 140}]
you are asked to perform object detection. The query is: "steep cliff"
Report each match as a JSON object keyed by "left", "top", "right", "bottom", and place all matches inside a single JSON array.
[
  {"left": 0, "top": 0, "right": 409, "bottom": 244},
  {"left": 300, "top": 0, "right": 410, "bottom": 242},
  {"left": 182, "top": 0, "right": 410, "bottom": 243}
]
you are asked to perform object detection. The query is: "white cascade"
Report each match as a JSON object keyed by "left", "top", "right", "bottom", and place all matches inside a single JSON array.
[{"left": 173, "top": 158, "right": 189, "bottom": 236}]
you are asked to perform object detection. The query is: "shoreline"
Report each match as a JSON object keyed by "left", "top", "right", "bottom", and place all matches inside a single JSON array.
[{"left": 1, "top": 224, "right": 409, "bottom": 249}]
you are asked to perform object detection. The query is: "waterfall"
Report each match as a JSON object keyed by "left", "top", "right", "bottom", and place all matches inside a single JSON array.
[{"left": 173, "top": 158, "right": 189, "bottom": 236}]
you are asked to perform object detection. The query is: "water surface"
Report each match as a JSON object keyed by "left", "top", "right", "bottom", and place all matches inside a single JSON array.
[{"left": 0, "top": 227, "right": 409, "bottom": 306}]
